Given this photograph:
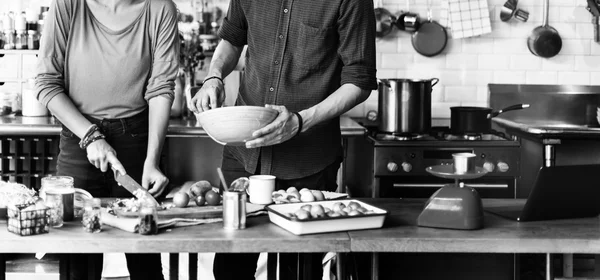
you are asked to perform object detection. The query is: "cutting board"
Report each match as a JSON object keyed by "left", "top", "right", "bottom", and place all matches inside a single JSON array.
[{"left": 113, "top": 200, "right": 265, "bottom": 220}]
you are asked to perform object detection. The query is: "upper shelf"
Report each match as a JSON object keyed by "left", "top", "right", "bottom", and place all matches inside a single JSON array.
[{"left": 0, "top": 50, "right": 39, "bottom": 55}]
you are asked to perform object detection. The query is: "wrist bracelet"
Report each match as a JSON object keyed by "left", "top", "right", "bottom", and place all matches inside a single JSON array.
[
  {"left": 203, "top": 76, "right": 223, "bottom": 85},
  {"left": 81, "top": 133, "right": 106, "bottom": 150},
  {"left": 78, "top": 124, "right": 100, "bottom": 149},
  {"left": 293, "top": 112, "right": 303, "bottom": 138}
]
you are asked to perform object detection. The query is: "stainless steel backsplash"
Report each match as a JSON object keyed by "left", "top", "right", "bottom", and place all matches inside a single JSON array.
[{"left": 489, "top": 84, "right": 600, "bottom": 127}]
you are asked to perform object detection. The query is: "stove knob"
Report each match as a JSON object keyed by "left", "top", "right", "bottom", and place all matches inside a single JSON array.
[
  {"left": 497, "top": 162, "right": 510, "bottom": 172},
  {"left": 483, "top": 162, "right": 495, "bottom": 172},
  {"left": 401, "top": 162, "right": 412, "bottom": 172},
  {"left": 387, "top": 162, "right": 399, "bottom": 172}
]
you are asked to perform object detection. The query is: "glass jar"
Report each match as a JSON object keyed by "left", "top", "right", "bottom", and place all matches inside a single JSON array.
[
  {"left": 15, "top": 31, "right": 27, "bottom": 49},
  {"left": 3, "top": 30, "right": 15, "bottom": 50},
  {"left": 41, "top": 176, "right": 75, "bottom": 222},
  {"left": 82, "top": 198, "right": 102, "bottom": 233},
  {"left": 27, "top": 30, "right": 38, "bottom": 50},
  {"left": 138, "top": 203, "right": 158, "bottom": 235},
  {"left": 0, "top": 92, "right": 13, "bottom": 116},
  {"left": 45, "top": 193, "right": 63, "bottom": 228}
]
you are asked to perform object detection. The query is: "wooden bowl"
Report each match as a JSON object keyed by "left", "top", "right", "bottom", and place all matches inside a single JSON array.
[{"left": 196, "top": 106, "right": 279, "bottom": 146}]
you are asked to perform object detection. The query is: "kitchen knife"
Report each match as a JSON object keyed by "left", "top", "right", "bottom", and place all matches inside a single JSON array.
[{"left": 113, "top": 169, "right": 160, "bottom": 207}]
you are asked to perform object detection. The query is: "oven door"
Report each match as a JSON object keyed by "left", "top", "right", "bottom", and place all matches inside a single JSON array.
[{"left": 377, "top": 176, "right": 516, "bottom": 199}]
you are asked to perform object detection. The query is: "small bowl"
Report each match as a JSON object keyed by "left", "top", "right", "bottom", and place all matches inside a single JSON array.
[{"left": 196, "top": 106, "right": 279, "bottom": 146}]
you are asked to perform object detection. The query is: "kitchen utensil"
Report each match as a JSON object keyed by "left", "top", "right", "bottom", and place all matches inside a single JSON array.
[
  {"left": 222, "top": 190, "right": 247, "bottom": 230},
  {"left": 527, "top": 0, "right": 561, "bottom": 58},
  {"left": 195, "top": 106, "right": 279, "bottom": 146},
  {"left": 113, "top": 169, "right": 160, "bottom": 208},
  {"left": 417, "top": 182, "right": 484, "bottom": 230},
  {"left": 450, "top": 104, "right": 529, "bottom": 134},
  {"left": 246, "top": 175, "right": 276, "bottom": 205},
  {"left": 377, "top": 78, "right": 438, "bottom": 135},
  {"left": 411, "top": 1, "right": 447, "bottom": 57},
  {"left": 500, "top": 0, "right": 517, "bottom": 22},
  {"left": 396, "top": 1, "right": 420, "bottom": 32},
  {"left": 452, "top": 153, "right": 476, "bottom": 174},
  {"left": 514, "top": 9, "right": 529, "bottom": 22},
  {"left": 586, "top": 0, "right": 600, "bottom": 42},
  {"left": 217, "top": 167, "right": 228, "bottom": 190},
  {"left": 266, "top": 199, "right": 387, "bottom": 235},
  {"left": 374, "top": 0, "right": 396, "bottom": 38},
  {"left": 425, "top": 165, "right": 487, "bottom": 180}
]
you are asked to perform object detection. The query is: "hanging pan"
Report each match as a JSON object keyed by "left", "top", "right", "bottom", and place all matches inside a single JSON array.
[
  {"left": 527, "top": 0, "right": 561, "bottom": 58},
  {"left": 412, "top": 1, "right": 447, "bottom": 57}
]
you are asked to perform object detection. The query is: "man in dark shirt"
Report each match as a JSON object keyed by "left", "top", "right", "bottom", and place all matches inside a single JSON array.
[{"left": 190, "top": 0, "right": 377, "bottom": 279}]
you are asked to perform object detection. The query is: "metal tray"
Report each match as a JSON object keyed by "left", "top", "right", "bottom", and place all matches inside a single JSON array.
[{"left": 266, "top": 199, "right": 387, "bottom": 235}]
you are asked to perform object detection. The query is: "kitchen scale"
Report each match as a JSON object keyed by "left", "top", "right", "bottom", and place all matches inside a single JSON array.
[{"left": 417, "top": 165, "right": 487, "bottom": 230}]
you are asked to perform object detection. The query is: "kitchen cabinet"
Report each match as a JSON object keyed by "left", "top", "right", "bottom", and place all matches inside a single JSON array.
[{"left": 0, "top": 50, "right": 38, "bottom": 97}]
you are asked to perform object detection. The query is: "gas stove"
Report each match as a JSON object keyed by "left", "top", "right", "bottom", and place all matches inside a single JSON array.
[{"left": 365, "top": 126, "right": 521, "bottom": 199}]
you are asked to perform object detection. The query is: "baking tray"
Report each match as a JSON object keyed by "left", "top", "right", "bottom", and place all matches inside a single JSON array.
[{"left": 266, "top": 199, "right": 387, "bottom": 235}]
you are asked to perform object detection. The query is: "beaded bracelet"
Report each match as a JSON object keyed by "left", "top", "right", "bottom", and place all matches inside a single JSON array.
[
  {"left": 81, "top": 133, "right": 106, "bottom": 150},
  {"left": 78, "top": 124, "right": 100, "bottom": 149},
  {"left": 293, "top": 112, "right": 303, "bottom": 138},
  {"left": 203, "top": 76, "right": 223, "bottom": 85}
]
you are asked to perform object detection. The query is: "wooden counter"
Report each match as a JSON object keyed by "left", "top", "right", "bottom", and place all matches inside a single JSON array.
[
  {"left": 351, "top": 199, "right": 600, "bottom": 254},
  {"left": 0, "top": 115, "right": 366, "bottom": 137},
  {"left": 2, "top": 199, "right": 600, "bottom": 254},
  {"left": 0, "top": 215, "right": 349, "bottom": 254}
]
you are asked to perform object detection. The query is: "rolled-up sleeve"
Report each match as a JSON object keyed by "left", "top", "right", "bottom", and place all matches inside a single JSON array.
[
  {"left": 145, "top": 1, "right": 180, "bottom": 102},
  {"left": 337, "top": 0, "right": 377, "bottom": 91},
  {"left": 217, "top": 0, "right": 248, "bottom": 47},
  {"left": 35, "top": 0, "right": 72, "bottom": 106}
]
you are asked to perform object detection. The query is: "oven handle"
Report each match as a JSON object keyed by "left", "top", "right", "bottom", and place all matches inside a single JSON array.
[{"left": 393, "top": 183, "right": 509, "bottom": 189}]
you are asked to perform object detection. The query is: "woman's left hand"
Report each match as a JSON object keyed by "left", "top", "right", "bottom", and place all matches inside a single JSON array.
[
  {"left": 245, "top": 104, "right": 300, "bottom": 149},
  {"left": 142, "top": 163, "right": 170, "bottom": 197}
]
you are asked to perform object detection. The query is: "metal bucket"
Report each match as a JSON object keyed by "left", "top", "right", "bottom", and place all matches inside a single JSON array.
[{"left": 377, "top": 78, "right": 438, "bottom": 134}]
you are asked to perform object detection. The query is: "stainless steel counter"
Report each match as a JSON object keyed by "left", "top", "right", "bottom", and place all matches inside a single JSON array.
[
  {"left": 493, "top": 117, "right": 600, "bottom": 139},
  {"left": 0, "top": 115, "right": 366, "bottom": 137}
]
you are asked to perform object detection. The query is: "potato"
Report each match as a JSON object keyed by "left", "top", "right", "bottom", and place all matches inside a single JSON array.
[
  {"left": 300, "top": 192, "right": 315, "bottom": 202},
  {"left": 295, "top": 209, "right": 310, "bottom": 220},
  {"left": 311, "top": 190, "right": 325, "bottom": 201},
  {"left": 310, "top": 205, "right": 325, "bottom": 218}
]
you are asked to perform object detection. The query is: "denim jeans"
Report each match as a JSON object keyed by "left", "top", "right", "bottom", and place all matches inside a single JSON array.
[
  {"left": 213, "top": 149, "right": 341, "bottom": 280},
  {"left": 57, "top": 110, "right": 163, "bottom": 280}
]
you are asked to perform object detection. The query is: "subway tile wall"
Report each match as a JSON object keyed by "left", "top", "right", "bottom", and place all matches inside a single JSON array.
[
  {"left": 346, "top": 0, "right": 600, "bottom": 119},
  {"left": 3, "top": 0, "right": 595, "bottom": 119}
]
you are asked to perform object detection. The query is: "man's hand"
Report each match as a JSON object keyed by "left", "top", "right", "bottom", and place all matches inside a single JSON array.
[
  {"left": 142, "top": 162, "right": 169, "bottom": 197},
  {"left": 86, "top": 138, "right": 126, "bottom": 175},
  {"left": 189, "top": 78, "right": 226, "bottom": 113},
  {"left": 245, "top": 104, "right": 300, "bottom": 148}
]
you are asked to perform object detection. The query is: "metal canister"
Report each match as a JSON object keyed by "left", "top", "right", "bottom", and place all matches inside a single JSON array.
[{"left": 222, "top": 191, "right": 246, "bottom": 230}]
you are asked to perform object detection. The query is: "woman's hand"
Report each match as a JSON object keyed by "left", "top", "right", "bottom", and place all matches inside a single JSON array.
[
  {"left": 86, "top": 136, "right": 126, "bottom": 175},
  {"left": 189, "top": 78, "right": 226, "bottom": 113},
  {"left": 142, "top": 162, "right": 169, "bottom": 197},
  {"left": 244, "top": 104, "right": 299, "bottom": 149}
]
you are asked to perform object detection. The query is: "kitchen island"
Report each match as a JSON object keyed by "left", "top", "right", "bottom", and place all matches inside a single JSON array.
[{"left": 2, "top": 199, "right": 599, "bottom": 280}]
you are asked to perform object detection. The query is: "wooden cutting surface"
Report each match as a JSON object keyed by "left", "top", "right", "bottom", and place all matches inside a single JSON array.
[{"left": 113, "top": 199, "right": 266, "bottom": 220}]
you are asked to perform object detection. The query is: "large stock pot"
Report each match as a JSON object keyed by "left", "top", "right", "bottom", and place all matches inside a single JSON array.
[{"left": 377, "top": 78, "right": 439, "bottom": 134}]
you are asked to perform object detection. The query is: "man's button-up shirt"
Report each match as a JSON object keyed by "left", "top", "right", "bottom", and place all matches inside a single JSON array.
[{"left": 219, "top": 0, "right": 377, "bottom": 180}]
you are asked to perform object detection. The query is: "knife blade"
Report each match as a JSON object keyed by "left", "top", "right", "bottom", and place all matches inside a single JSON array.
[{"left": 114, "top": 171, "right": 160, "bottom": 207}]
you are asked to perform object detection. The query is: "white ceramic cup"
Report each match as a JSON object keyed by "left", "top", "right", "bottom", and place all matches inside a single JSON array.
[{"left": 246, "top": 175, "right": 276, "bottom": 205}]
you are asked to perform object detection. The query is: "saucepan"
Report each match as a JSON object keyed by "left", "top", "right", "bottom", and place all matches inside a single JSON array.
[{"left": 450, "top": 104, "right": 530, "bottom": 134}]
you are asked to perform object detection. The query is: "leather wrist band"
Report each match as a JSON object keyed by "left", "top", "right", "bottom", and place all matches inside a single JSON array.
[
  {"left": 293, "top": 112, "right": 303, "bottom": 138},
  {"left": 203, "top": 76, "right": 223, "bottom": 84},
  {"left": 81, "top": 133, "right": 106, "bottom": 150},
  {"left": 78, "top": 124, "right": 100, "bottom": 149}
]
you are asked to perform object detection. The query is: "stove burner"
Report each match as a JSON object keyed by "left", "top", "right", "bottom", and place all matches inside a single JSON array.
[{"left": 375, "top": 132, "right": 426, "bottom": 141}]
